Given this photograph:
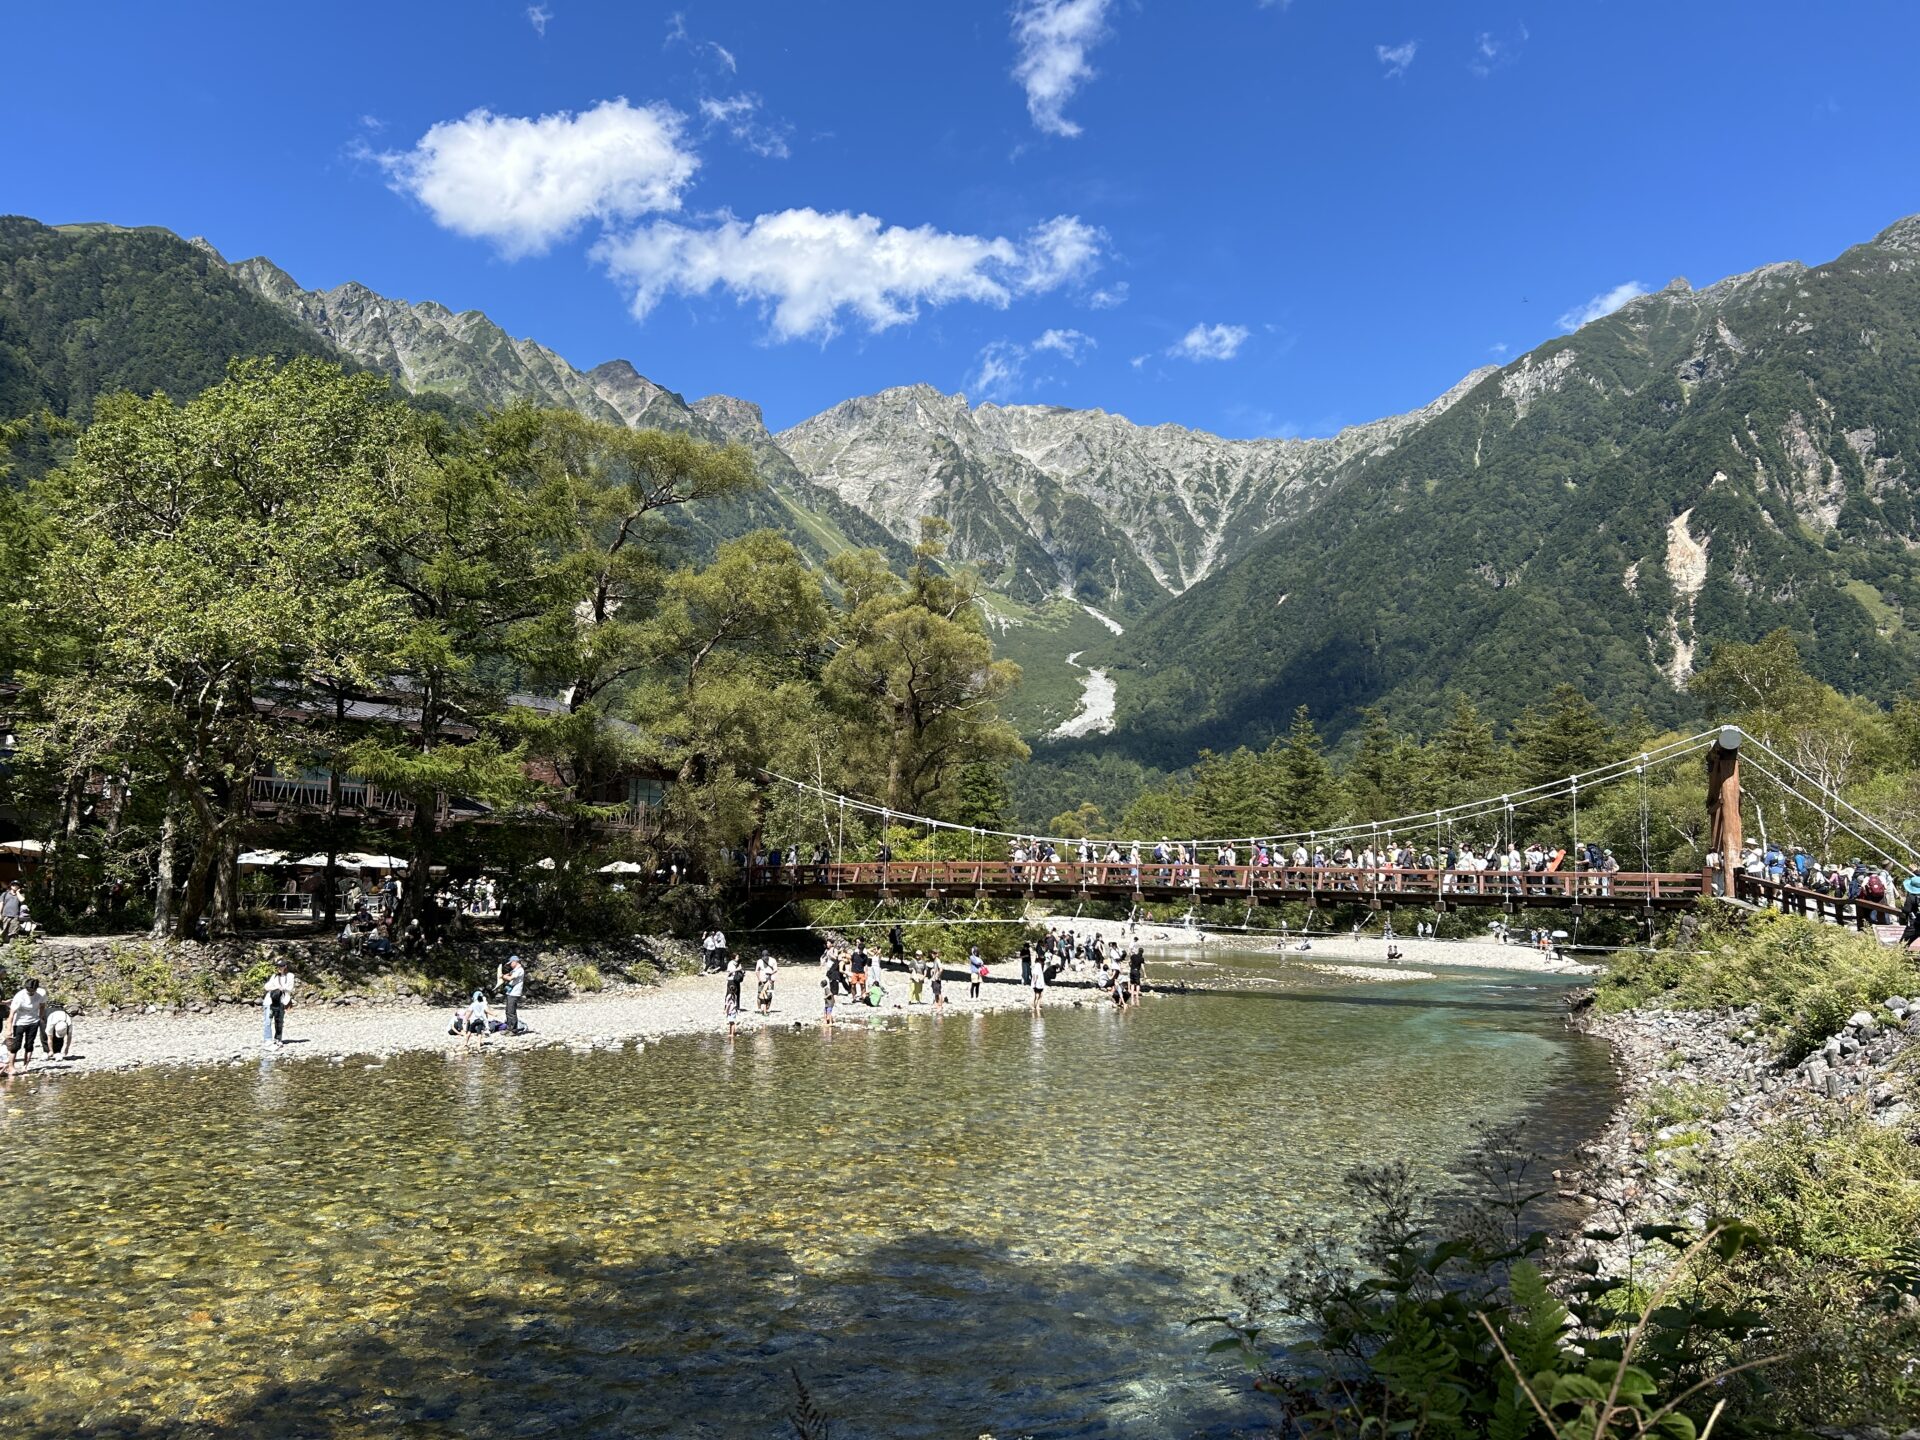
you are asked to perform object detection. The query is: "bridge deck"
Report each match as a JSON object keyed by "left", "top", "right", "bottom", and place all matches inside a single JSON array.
[{"left": 742, "top": 861, "right": 1705, "bottom": 910}]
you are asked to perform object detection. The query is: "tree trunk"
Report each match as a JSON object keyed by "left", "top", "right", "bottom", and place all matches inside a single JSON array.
[
  {"left": 322, "top": 688, "right": 345, "bottom": 931},
  {"left": 399, "top": 793, "right": 436, "bottom": 929},
  {"left": 211, "top": 829, "right": 240, "bottom": 935},
  {"left": 150, "top": 798, "right": 180, "bottom": 940},
  {"left": 176, "top": 832, "right": 216, "bottom": 940}
]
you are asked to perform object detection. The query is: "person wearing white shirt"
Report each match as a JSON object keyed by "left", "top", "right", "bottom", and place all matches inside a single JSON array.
[
  {"left": 262, "top": 961, "right": 296, "bottom": 1046},
  {"left": 5, "top": 978, "right": 47, "bottom": 1075},
  {"left": 44, "top": 1000, "right": 73, "bottom": 1061}
]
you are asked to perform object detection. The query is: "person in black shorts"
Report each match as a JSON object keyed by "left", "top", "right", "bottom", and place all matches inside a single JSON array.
[
  {"left": 5, "top": 977, "right": 47, "bottom": 1076},
  {"left": 1128, "top": 947, "right": 1145, "bottom": 1007},
  {"left": 723, "top": 958, "right": 745, "bottom": 1037}
]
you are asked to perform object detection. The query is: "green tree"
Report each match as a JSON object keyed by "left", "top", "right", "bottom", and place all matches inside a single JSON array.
[
  {"left": 22, "top": 358, "right": 409, "bottom": 936},
  {"left": 343, "top": 406, "right": 565, "bottom": 922},
  {"left": 822, "top": 522, "right": 1027, "bottom": 816},
  {"left": 1270, "top": 706, "right": 1342, "bottom": 836}
]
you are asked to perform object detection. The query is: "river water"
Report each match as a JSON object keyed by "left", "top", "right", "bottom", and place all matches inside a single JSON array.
[{"left": 0, "top": 949, "right": 1613, "bottom": 1439}]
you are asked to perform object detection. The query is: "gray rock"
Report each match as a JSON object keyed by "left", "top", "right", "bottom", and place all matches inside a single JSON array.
[{"left": 1846, "top": 1009, "right": 1876, "bottom": 1031}]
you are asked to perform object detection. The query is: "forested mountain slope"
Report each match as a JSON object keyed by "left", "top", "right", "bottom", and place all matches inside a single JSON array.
[
  {"left": 0, "top": 218, "right": 343, "bottom": 464},
  {"left": 0, "top": 216, "right": 907, "bottom": 572},
  {"left": 1099, "top": 215, "right": 1920, "bottom": 764}
]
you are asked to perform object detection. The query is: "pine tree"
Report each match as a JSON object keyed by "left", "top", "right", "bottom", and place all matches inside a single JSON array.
[{"left": 1271, "top": 706, "right": 1343, "bottom": 836}]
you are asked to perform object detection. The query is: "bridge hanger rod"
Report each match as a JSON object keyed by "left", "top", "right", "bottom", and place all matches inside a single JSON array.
[{"left": 754, "top": 730, "right": 1720, "bottom": 854}]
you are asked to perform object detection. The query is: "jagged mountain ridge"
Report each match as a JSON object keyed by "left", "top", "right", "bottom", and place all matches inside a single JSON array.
[
  {"left": 219, "top": 248, "right": 1496, "bottom": 618},
  {"left": 217, "top": 250, "right": 911, "bottom": 572},
  {"left": 775, "top": 369, "right": 1493, "bottom": 612},
  {"left": 1093, "top": 213, "right": 1920, "bottom": 764}
]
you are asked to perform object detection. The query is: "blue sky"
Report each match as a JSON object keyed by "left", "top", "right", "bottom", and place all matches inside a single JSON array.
[{"left": 5, "top": 1, "right": 1918, "bottom": 437}]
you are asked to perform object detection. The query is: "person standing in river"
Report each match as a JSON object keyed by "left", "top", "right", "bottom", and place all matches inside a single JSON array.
[
  {"left": 262, "top": 960, "right": 296, "bottom": 1048},
  {"left": 1128, "top": 946, "right": 1145, "bottom": 1007},
  {"left": 755, "top": 952, "right": 778, "bottom": 1014},
  {"left": 723, "top": 957, "right": 745, "bottom": 1037},
  {"left": 1029, "top": 952, "right": 1048, "bottom": 1015},
  {"left": 4, "top": 977, "right": 47, "bottom": 1075}
]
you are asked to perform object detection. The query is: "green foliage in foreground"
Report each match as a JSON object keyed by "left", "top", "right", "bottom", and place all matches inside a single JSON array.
[
  {"left": 1210, "top": 1120, "right": 1920, "bottom": 1437},
  {"left": 1597, "top": 913, "right": 1914, "bottom": 1063},
  {"left": 1205, "top": 1132, "right": 1774, "bottom": 1439}
]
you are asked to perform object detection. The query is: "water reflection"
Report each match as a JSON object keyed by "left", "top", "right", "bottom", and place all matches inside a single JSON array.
[{"left": 0, "top": 954, "right": 1613, "bottom": 1438}]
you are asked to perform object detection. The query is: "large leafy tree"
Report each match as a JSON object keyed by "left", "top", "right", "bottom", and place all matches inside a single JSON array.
[
  {"left": 823, "top": 522, "right": 1027, "bottom": 815},
  {"left": 343, "top": 406, "right": 566, "bottom": 921},
  {"left": 22, "top": 358, "right": 409, "bottom": 936}
]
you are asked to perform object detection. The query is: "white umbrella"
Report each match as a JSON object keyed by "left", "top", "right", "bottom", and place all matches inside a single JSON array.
[
  {"left": 238, "top": 849, "right": 288, "bottom": 867},
  {"left": 1551, "top": 929, "right": 1570, "bottom": 940},
  {"left": 287, "top": 854, "right": 333, "bottom": 868},
  {"left": 341, "top": 853, "right": 409, "bottom": 871},
  {"left": 529, "top": 857, "right": 556, "bottom": 871},
  {"left": 597, "top": 860, "right": 644, "bottom": 874},
  {"left": 0, "top": 839, "right": 47, "bottom": 855}
]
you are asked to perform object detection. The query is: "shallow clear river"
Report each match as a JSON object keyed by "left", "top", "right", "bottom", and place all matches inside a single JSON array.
[{"left": 0, "top": 949, "right": 1613, "bottom": 1439}]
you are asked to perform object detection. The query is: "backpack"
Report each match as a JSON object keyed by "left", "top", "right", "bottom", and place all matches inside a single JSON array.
[{"left": 1865, "top": 874, "right": 1886, "bottom": 900}]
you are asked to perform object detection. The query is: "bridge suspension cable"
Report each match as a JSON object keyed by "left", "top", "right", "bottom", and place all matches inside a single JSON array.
[
  {"left": 755, "top": 727, "right": 1723, "bottom": 853},
  {"left": 1736, "top": 733, "right": 1920, "bottom": 870},
  {"left": 1735, "top": 750, "right": 1917, "bottom": 881}
]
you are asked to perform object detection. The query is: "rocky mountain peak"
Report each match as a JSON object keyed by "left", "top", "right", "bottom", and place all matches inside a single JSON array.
[{"left": 691, "top": 393, "right": 770, "bottom": 441}]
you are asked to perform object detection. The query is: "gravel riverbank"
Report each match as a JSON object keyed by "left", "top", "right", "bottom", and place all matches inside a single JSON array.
[
  {"left": 1560, "top": 989, "right": 1919, "bottom": 1274},
  {"left": 6, "top": 966, "right": 1118, "bottom": 1077}
]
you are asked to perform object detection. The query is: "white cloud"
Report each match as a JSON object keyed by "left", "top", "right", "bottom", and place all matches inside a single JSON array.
[
  {"left": 1012, "top": 0, "right": 1113, "bottom": 138},
  {"left": 1558, "top": 280, "right": 1649, "bottom": 332},
  {"left": 597, "top": 210, "right": 1104, "bottom": 342},
  {"left": 1129, "top": 353, "right": 1147, "bottom": 369},
  {"left": 1489, "top": 341, "right": 1510, "bottom": 356},
  {"left": 1088, "top": 280, "right": 1129, "bottom": 309},
  {"left": 968, "top": 326, "right": 1096, "bottom": 401},
  {"left": 1469, "top": 24, "right": 1527, "bottom": 78},
  {"left": 1376, "top": 40, "right": 1418, "bottom": 79},
  {"left": 378, "top": 99, "right": 696, "bottom": 258},
  {"left": 969, "top": 340, "right": 1028, "bottom": 401},
  {"left": 526, "top": 4, "right": 551, "bottom": 37},
  {"left": 1033, "top": 327, "right": 1094, "bottom": 360},
  {"left": 665, "top": 11, "right": 738, "bottom": 72},
  {"left": 1168, "top": 322, "right": 1250, "bottom": 362},
  {"left": 698, "top": 93, "right": 791, "bottom": 159}
]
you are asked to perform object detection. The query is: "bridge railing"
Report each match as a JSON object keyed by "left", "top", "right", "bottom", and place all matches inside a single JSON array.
[
  {"left": 1731, "top": 872, "right": 1899, "bottom": 930},
  {"left": 740, "top": 860, "right": 1704, "bottom": 903}
]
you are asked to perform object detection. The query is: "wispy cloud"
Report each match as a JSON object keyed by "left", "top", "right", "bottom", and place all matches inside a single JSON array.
[
  {"left": 597, "top": 211, "right": 1104, "bottom": 343},
  {"left": 1469, "top": 24, "right": 1527, "bottom": 78},
  {"left": 1011, "top": 0, "right": 1114, "bottom": 138},
  {"left": 698, "top": 93, "right": 791, "bottom": 159},
  {"left": 665, "top": 11, "right": 738, "bottom": 72},
  {"left": 376, "top": 99, "right": 696, "bottom": 258},
  {"left": 1376, "top": 40, "right": 1417, "bottom": 79},
  {"left": 1033, "top": 327, "right": 1095, "bottom": 360},
  {"left": 1088, "top": 281, "right": 1128, "bottom": 309},
  {"left": 969, "top": 326, "right": 1097, "bottom": 401},
  {"left": 1168, "top": 322, "right": 1249, "bottom": 362},
  {"left": 1558, "top": 280, "right": 1649, "bottom": 332},
  {"left": 1489, "top": 341, "right": 1510, "bottom": 356},
  {"left": 526, "top": 4, "right": 551, "bottom": 37}
]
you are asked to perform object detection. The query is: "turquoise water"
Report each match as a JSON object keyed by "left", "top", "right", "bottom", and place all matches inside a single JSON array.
[{"left": 0, "top": 951, "right": 1612, "bottom": 1438}]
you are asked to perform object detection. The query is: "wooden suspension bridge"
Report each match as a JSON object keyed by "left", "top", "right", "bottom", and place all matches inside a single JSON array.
[{"left": 743, "top": 730, "right": 1910, "bottom": 932}]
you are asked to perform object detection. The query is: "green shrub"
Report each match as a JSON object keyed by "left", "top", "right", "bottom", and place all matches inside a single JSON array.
[
  {"left": 566, "top": 962, "right": 605, "bottom": 993},
  {"left": 1204, "top": 1127, "right": 1774, "bottom": 1439},
  {"left": 1638, "top": 1080, "right": 1727, "bottom": 1130},
  {"left": 1599, "top": 913, "right": 1911, "bottom": 1062}
]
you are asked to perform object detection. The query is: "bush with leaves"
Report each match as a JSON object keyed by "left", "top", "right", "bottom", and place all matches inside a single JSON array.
[{"left": 1202, "top": 1127, "right": 1775, "bottom": 1439}]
